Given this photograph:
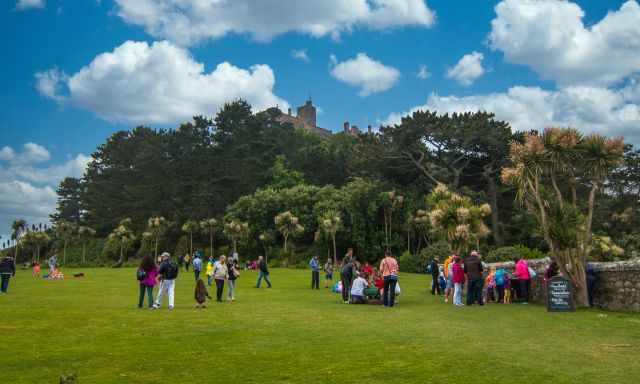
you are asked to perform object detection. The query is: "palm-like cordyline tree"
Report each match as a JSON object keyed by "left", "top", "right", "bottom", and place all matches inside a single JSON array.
[
  {"left": 501, "top": 128, "right": 624, "bottom": 306},
  {"left": 109, "top": 218, "right": 135, "bottom": 267},
  {"left": 11, "top": 219, "right": 27, "bottom": 261},
  {"left": 55, "top": 221, "right": 77, "bottom": 265},
  {"left": 200, "top": 218, "right": 219, "bottom": 257},
  {"left": 77, "top": 226, "right": 96, "bottom": 264},
  {"left": 319, "top": 210, "right": 342, "bottom": 266},
  {"left": 182, "top": 220, "right": 200, "bottom": 259},
  {"left": 146, "top": 216, "right": 168, "bottom": 259}
]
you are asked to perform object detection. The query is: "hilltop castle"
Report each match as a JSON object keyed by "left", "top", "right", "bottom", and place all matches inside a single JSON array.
[{"left": 276, "top": 99, "right": 372, "bottom": 137}]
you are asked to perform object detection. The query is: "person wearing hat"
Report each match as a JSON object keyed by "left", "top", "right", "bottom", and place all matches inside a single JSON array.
[
  {"left": 464, "top": 250, "right": 484, "bottom": 306},
  {"left": 153, "top": 252, "right": 179, "bottom": 309},
  {"left": 0, "top": 256, "right": 16, "bottom": 294},
  {"left": 430, "top": 257, "right": 441, "bottom": 295}
]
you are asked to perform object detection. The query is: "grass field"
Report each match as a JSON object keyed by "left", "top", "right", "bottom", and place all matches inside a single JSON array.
[{"left": 1, "top": 268, "right": 639, "bottom": 383}]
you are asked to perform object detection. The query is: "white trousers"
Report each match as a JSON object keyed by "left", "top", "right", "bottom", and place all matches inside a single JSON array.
[{"left": 155, "top": 279, "right": 175, "bottom": 308}]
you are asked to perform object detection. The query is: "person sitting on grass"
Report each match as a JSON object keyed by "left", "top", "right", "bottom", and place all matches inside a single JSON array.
[
  {"left": 350, "top": 272, "right": 368, "bottom": 304},
  {"left": 361, "top": 262, "right": 374, "bottom": 276},
  {"left": 323, "top": 258, "right": 333, "bottom": 288},
  {"left": 194, "top": 278, "right": 212, "bottom": 308}
]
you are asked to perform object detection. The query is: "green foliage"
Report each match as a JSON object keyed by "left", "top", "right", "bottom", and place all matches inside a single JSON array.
[
  {"left": 266, "top": 155, "right": 305, "bottom": 189},
  {"left": 485, "top": 245, "right": 545, "bottom": 263}
]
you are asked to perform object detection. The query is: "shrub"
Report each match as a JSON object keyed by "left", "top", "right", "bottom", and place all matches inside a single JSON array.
[
  {"left": 485, "top": 245, "right": 545, "bottom": 263},
  {"left": 398, "top": 250, "right": 422, "bottom": 273}
]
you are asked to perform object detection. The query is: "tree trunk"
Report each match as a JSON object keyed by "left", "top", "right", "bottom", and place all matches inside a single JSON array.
[
  {"left": 233, "top": 239, "right": 237, "bottom": 253},
  {"left": 154, "top": 236, "right": 159, "bottom": 259},
  {"left": 63, "top": 240, "right": 67, "bottom": 265},
  {"left": 82, "top": 242, "right": 86, "bottom": 264},
  {"left": 284, "top": 235, "right": 288, "bottom": 253},
  {"left": 210, "top": 231, "right": 214, "bottom": 257},
  {"left": 189, "top": 232, "right": 193, "bottom": 258},
  {"left": 332, "top": 235, "right": 337, "bottom": 266},
  {"left": 555, "top": 248, "right": 589, "bottom": 307},
  {"left": 486, "top": 176, "right": 503, "bottom": 246}
]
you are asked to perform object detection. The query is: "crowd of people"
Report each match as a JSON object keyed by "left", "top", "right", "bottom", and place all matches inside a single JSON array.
[{"left": 308, "top": 248, "right": 401, "bottom": 307}]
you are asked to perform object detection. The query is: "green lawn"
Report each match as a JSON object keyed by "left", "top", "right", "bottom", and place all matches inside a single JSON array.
[{"left": 1, "top": 268, "right": 639, "bottom": 384}]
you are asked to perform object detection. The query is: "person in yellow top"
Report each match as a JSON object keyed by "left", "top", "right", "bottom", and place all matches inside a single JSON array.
[
  {"left": 205, "top": 256, "right": 215, "bottom": 286},
  {"left": 184, "top": 253, "right": 191, "bottom": 271},
  {"left": 443, "top": 255, "right": 454, "bottom": 303}
]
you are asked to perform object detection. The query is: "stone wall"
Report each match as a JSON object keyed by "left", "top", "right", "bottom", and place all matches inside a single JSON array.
[{"left": 485, "top": 258, "right": 640, "bottom": 312}]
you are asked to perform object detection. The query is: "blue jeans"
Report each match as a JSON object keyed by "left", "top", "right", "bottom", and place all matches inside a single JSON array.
[
  {"left": 454, "top": 283, "right": 463, "bottom": 305},
  {"left": 138, "top": 284, "right": 153, "bottom": 308},
  {"left": 256, "top": 271, "right": 271, "bottom": 288},
  {"left": 1, "top": 274, "right": 10, "bottom": 293},
  {"left": 383, "top": 275, "right": 398, "bottom": 307},
  {"left": 194, "top": 270, "right": 201, "bottom": 281}
]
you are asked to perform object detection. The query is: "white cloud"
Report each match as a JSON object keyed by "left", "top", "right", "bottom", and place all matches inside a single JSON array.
[
  {"left": 16, "top": 0, "right": 45, "bottom": 11},
  {"left": 35, "top": 69, "right": 67, "bottom": 103},
  {"left": 446, "top": 51, "right": 484, "bottom": 86},
  {"left": 0, "top": 147, "right": 15, "bottom": 161},
  {"left": 330, "top": 53, "right": 400, "bottom": 96},
  {"left": 417, "top": 64, "right": 430, "bottom": 80},
  {"left": 35, "top": 40, "right": 288, "bottom": 125},
  {"left": 0, "top": 143, "right": 90, "bottom": 239},
  {"left": 291, "top": 49, "right": 310, "bottom": 63},
  {"left": 0, "top": 181, "right": 57, "bottom": 238},
  {"left": 114, "top": 0, "right": 435, "bottom": 46},
  {"left": 489, "top": 0, "right": 640, "bottom": 86},
  {"left": 383, "top": 82, "right": 640, "bottom": 144}
]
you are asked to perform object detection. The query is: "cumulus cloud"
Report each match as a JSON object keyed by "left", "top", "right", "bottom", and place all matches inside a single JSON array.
[
  {"left": 291, "top": 49, "right": 310, "bottom": 63},
  {"left": 16, "top": 0, "right": 45, "bottom": 11},
  {"left": 114, "top": 0, "right": 435, "bottom": 46},
  {"left": 417, "top": 64, "right": 431, "bottom": 80},
  {"left": 383, "top": 82, "right": 640, "bottom": 144},
  {"left": 489, "top": 0, "right": 640, "bottom": 86},
  {"left": 330, "top": 53, "right": 400, "bottom": 96},
  {"left": 446, "top": 52, "right": 484, "bottom": 86},
  {"left": 35, "top": 40, "right": 288, "bottom": 125},
  {"left": 0, "top": 143, "right": 90, "bottom": 240}
]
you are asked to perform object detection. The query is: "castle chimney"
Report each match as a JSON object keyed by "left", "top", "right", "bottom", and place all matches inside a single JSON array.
[
  {"left": 368, "top": 125, "right": 372, "bottom": 134},
  {"left": 288, "top": 108, "right": 292, "bottom": 116},
  {"left": 343, "top": 121, "right": 350, "bottom": 133}
]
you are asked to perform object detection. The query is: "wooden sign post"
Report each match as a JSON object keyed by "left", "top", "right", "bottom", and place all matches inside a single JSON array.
[{"left": 546, "top": 275, "right": 575, "bottom": 312}]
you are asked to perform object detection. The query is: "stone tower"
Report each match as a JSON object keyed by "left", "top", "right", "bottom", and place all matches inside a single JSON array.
[{"left": 297, "top": 99, "right": 316, "bottom": 127}]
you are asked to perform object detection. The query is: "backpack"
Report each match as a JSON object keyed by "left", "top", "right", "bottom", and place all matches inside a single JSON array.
[
  {"left": 136, "top": 268, "right": 146, "bottom": 281},
  {"left": 165, "top": 261, "right": 179, "bottom": 280}
]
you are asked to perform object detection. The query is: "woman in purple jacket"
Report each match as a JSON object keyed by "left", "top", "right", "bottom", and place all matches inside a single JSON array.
[{"left": 138, "top": 255, "right": 159, "bottom": 308}]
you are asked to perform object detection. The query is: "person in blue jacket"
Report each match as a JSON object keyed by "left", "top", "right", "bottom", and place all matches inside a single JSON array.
[{"left": 309, "top": 255, "right": 320, "bottom": 290}]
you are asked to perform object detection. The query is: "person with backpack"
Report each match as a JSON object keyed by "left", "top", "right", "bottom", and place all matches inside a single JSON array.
[
  {"left": 136, "top": 255, "right": 158, "bottom": 308},
  {"left": 379, "top": 251, "right": 399, "bottom": 307},
  {"left": 255, "top": 256, "right": 272, "bottom": 288},
  {"left": 309, "top": 255, "right": 320, "bottom": 290},
  {"left": 0, "top": 256, "right": 16, "bottom": 294},
  {"left": 430, "top": 257, "right": 441, "bottom": 295},
  {"left": 153, "top": 252, "right": 179, "bottom": 310},
  {"left": 323, "top": 258, "right": 334, "bottom": 288},
  {"left": 192, "top": 253, "right": 202, "bottom": 281},
  {"left": 494, "top": 266, "right": 507, "bottom": 304},
  {"left": 227, "top": 257, "right": 239, "bottom": 302}
]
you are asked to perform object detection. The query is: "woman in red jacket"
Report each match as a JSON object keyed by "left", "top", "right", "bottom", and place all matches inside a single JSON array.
[{"left": 452, "top": 256, "right": 465, "bottom": 306}]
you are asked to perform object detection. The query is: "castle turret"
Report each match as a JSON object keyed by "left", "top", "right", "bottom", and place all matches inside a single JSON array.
[{"left": 297, "top": 99, "right": 316, "bottom": 127}]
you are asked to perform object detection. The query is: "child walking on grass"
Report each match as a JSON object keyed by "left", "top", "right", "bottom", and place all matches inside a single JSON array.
[
  {"left": 194, "top": 278, "right": 211, "bottom": 308},
  {"left": 32, "top": 260, "right": 40, "bottom": 278}
]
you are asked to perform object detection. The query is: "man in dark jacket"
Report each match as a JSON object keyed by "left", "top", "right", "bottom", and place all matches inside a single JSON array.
[
  {"left": 0, "top": 256, "right": 16, "bottom": 294},
  {"left": 340, "top": 258, "right": 355, "bottom": 304},
  {"left": 430, "top": 257, "right": 441, "bottom": 295},
  {"left": 464, "top": 251, "right": 484, "bottom": 305},
  {"left": 255, "top": 255, "right": 272, "bottom": 288}
]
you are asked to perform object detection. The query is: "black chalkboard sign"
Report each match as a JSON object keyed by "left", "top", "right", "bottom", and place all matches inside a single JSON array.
[{"left": 547, "top": 276, "right": 575, "bottom": 312}]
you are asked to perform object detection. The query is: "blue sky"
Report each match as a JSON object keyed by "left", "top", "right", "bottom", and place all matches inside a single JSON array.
[{"left": 1, "top": 0, "right": 639, "bottom": 241}]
